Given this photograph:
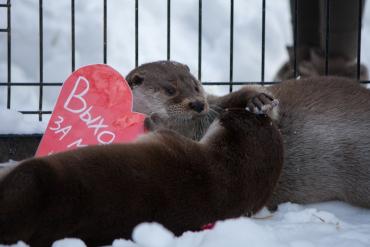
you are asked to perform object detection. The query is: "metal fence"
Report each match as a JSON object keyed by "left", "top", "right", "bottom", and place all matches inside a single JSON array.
[{"left": 0, "top": 0, "right": 369, "bottom": 122}]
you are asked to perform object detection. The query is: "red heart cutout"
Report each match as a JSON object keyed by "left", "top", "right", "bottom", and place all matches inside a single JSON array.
[{"left": 36, "top": 64, "right": 146, "bottom": 157}]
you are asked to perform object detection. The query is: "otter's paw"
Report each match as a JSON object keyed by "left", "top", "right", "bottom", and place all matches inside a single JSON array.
[
  {"left": 144, "top": 113, "right": 167, "bottom": 131},
  {"left": 246, "top": 93, "right": 279, "bottom": 115}
]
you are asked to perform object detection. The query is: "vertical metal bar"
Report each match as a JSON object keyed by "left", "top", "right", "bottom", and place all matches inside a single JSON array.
[
  {"left": 167, "top": 0, "right": 171, "bottom": 60},
  {"left": 229, "top": 0, "right": 234, "bottom": 92},
  {"left": 6, "top": 0, "right": 11, "bottom": 109},
  {"left": 135, "top": 0, "right": 139, "bottom": 67},
  {"left": 103, "top": 0, "right": 107, "bottom": 64},
  {"left": 356, "top": 0, "right": 363, "bottom": 81},
  {"left": 198, "top": 0, "right": 202, "bottom": 81},
  {"left": 261, "top": 0, "right": 266, "bottom": 84},
  {"left": 293, "top": 0, "right": 298, "bottom": 78},
  {"left": 324, "top": 0, "right": 330, "bottom": 76},
  {"left": 38, "top": 0, "right": 44, "bottom": 121},
  {"left": 71, "top": 0, "right": 75, "bottom": 71}
]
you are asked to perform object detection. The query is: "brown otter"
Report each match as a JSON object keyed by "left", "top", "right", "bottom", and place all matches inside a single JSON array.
[
  {"left": 127, "top": 61, "right": 370, "bottom": 209},
  {"left": 0, "top": 109, "right": 283, "bottom": 247}
]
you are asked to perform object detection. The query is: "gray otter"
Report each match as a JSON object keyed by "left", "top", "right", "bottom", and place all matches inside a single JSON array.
[
  {"left": 0, "top": 109, "right": 283, "bottom": 247},
  {"left": 127, "top": 61, "right": 370, "bottom": 209},
  {"left": 267, "top": 77, "right": 370, "bottom": 209},
  {"left": 126, "top": 61, "right": 278, "bottom": 140}
]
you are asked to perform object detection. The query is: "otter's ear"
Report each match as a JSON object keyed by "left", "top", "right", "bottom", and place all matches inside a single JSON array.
[
  {"left": 183, "top": 64, "right": 190, "bottom": 72},
  {"left": 126, "top": 73, "right": 145, "bottom": 88}
]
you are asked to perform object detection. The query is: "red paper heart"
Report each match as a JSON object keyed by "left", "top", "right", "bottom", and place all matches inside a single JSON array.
[{"left": 36, "top": 64, "right": 146, "bottom": 157}]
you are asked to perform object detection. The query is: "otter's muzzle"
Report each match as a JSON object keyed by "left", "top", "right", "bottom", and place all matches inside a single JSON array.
[{"left": 189, "top": 101, "right": 205, "bottom": 113}]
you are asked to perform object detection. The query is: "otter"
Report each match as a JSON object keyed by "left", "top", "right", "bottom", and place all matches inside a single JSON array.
[
  {"left": 0, "top": 109, "right": 283, "bottom": 247},
  {"left": 126, "top": 61, "right": 370, "bottom": 209},
  {"left": 267, "top": 77, "right": 370, "bottom": 209},
  {"left": 126, "top": 61, "right": 279, "bottom": 140},
  {"left": 0, "top": 61, "right": 276, "bottom": 162}
]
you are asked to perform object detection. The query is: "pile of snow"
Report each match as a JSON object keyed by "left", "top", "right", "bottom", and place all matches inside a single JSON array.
[
  {"left": 112, "top": 202, "right": 370, "bottom": 247},
  {"left": 0, "top": 201, "right": 369, "bottom": 247},
  {"left": 51, "top": 239, "right": 87, "bottom": 247},
  {"left": 0, "top": 108, "right": 46, "bottom": 134}
]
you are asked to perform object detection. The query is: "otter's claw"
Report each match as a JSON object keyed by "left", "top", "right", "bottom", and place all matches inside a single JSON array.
[
  {"left": 246, "top": 93, "right": 279, "bottom": 115},
  {"left": 144, "top": 113, "right": 166, "bottom": 131}
]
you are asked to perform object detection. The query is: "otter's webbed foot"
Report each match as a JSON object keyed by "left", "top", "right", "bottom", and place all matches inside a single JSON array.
[
  {"left": 144, "top": 113, "right": 167, "bottom": 131},
  {"left": 246, "top": 93, "right": 279, "bottom": 115}
]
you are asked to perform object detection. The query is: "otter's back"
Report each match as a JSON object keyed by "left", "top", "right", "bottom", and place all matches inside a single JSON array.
[{"left": 269, "top": 77, "right": 370, "bottom": 205}]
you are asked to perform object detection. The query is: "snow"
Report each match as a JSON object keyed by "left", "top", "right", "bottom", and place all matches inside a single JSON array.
[
  {"left": 51, "top": 239, "right": 86, "bottom": 247},
  {"left": 0, "top": 242, "right": 28, "bottom": 247},
  {"left": 0, "top": 108, "right": 47, "bottom": 134},
  {"left": 132, "top": 223, "right": 174, "bottom": 247}
]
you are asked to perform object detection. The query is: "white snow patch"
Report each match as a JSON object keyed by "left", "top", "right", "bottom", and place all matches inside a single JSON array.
[
  {"left": 51, "top": 238, "right": 87, "bottom": 247},
  {"left": 0, "top": 108, "right": 47, "bottom": 134},
  {"left": 112, "top": 239, "right": 137, "bottom": 247},
  {"left": 132, "top": 222, "right": 174, "bottom": 247},
  {"left": 119, "top": 202, "right": 370, "bottom": 247},
  {"left": 0, "top": 242, "right": 28, "bottom": 247},
  {"left": 0, "top": 160, "right": 18, "bottom": 168}
]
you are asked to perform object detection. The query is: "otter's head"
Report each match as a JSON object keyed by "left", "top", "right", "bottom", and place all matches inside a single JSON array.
[{"left": 126, "top": 61, "right": 208, "bottom": 120}]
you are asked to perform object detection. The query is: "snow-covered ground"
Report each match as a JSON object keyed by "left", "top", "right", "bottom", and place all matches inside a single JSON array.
[
  {"left": 0, "top": 108, "right": 46, "bottom": 134},
  {"left": 0, "top": 200, "right": 369, "bottom": 247}
]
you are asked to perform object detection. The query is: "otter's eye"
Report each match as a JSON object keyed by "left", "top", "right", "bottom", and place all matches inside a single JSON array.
[{"left": 164, "top": 87, "right": 176, "bottom": 96}]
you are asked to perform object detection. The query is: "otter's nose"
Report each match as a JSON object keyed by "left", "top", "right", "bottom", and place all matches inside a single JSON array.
[{"left": 189, "top": 101, "right": 205, "bottom": 113}]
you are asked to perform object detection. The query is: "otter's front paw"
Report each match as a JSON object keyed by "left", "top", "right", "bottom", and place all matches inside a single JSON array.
[
  {"left": 246, "top": 93, "right": 279, "bottom": 115},
  {"left": 144, "top": 113, "right": 166, "bottom": 131}
]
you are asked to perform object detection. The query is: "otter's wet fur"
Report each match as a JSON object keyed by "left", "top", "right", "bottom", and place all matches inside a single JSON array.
[
  {"left": 127, "top": 61, "right": 370, "bottom": 209},
  {"left": 0, "top": 110, "right": 283, "bottom": 247},
  {"left": 267, "top": 77, "right": 370, "bottom": 208}
]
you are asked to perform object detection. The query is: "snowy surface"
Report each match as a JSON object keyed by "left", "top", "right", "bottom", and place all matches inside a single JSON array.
[
  {"left": 0, "top": 108, "right": 47, "bottom": 134},
  {"left": 0, "top": 201, "right": 369, "bottom": 247}
]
